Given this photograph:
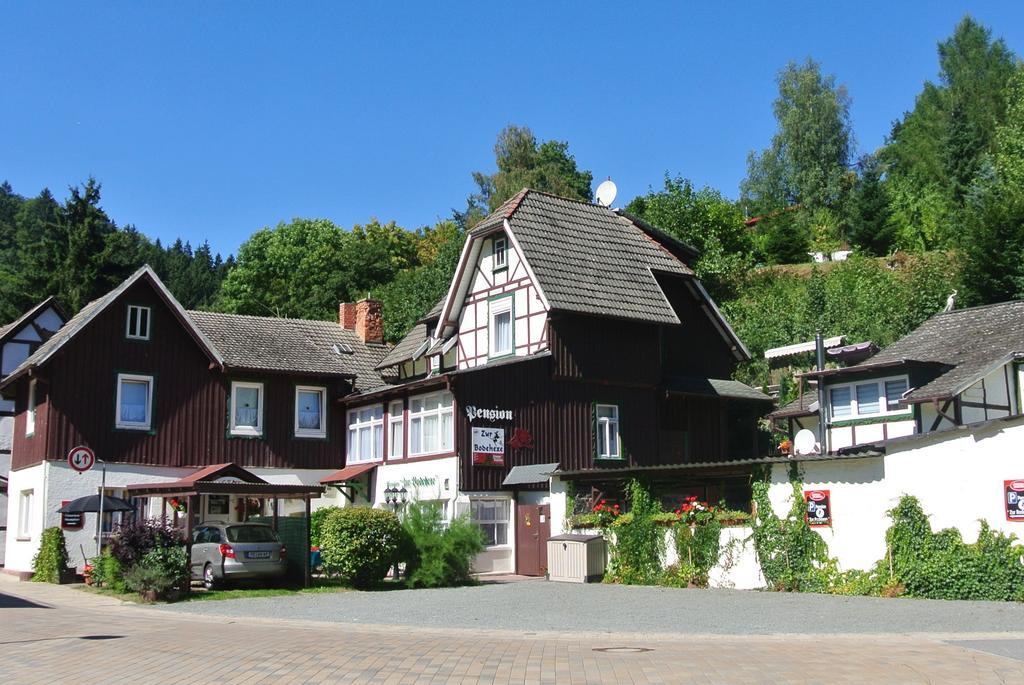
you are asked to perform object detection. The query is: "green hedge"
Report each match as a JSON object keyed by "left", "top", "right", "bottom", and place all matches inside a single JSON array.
[{"left": 318, "top": 507, "right": 404, "bottom": 588}]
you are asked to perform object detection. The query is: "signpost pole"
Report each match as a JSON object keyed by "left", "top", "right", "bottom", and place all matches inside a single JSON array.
[{"left": 95, "top": 460, "right": 106, "bottom": 558}]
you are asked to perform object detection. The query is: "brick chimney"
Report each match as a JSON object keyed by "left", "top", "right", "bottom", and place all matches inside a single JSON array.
[
  {"left": 354, "top": 299, "right": 383, "bottom": 344},
  {"left": 338, "top": 302, "right": 357, "bottom": 331}
]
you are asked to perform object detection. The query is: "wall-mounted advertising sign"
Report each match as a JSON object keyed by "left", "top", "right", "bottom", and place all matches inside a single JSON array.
[
  {"left": 465, "top": 405, "right": 513, "bottom": 422},
  {"left": 60, "top": 500, "right": 83, "bottom": 529},
  {"left": 1005, "top": 480, "right": 1024, "bottom": 521},
  {"left": 472, "top": 426, "right": 505, "bottom": 465},
  {"left": 804, "top": 489, "right": 831, "bottom": 527}
]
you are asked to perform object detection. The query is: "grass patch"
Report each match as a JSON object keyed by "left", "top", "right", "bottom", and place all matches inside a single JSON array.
[
  {"left": 76, "top": 578, "right": 353, "bottom": 603},
  {"left": 182, "top": 578, "right": 352, "bottom": 602}
]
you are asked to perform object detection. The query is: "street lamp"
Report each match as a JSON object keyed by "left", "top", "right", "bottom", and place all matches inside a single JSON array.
[{"left": 384, "top": 487, "right": 396, "bottom": 506}]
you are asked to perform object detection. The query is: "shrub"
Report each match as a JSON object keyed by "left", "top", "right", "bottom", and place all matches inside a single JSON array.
[
  {"left": 401, "top": 502, "right": 484, "bottom": 588},
  {"left": 660, "top": 562, "right": 700, "bottom": 588},
  {"left": 88, "top": 550, "right": 127, "bottom": 593},
  {"left": 109, "top": 519, "right": 186, "bottom": 569},
  {"left": 310, "top": 506, "right": 342, "bottom": 548},
  {"left": 123, "top": 546, "right": 189, "bottom": 599},
  {"left": 606, "top": 480, "right": 664, "bottom": 585},
  {"left": 886, "top": 496, "right": 1024, "bottom": 601},
  {"left": 673, "top": 518, "right": 722, "bottom": 588},
  {"left": 319, "top": 507, "right": 405, "bottom": 588},
  {"left": 32, "top": 527, "right": 70, "bottom": 583}
]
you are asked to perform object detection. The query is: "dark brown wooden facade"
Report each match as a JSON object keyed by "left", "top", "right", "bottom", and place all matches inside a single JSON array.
[{"left": 9, "top": 280, "right": 349, "bottom": 471}]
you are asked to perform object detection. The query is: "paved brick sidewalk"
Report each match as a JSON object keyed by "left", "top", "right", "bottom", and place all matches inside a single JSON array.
[{"left": 2, "top": 577, "right": 1023, "bottom": 684}]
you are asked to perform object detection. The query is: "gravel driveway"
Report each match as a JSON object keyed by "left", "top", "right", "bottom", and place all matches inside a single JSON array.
[{"left": 160, "top": 579, "right": 1024, "bottom": 635}]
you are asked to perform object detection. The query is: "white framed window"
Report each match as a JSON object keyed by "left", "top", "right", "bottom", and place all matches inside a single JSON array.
[
  {"left": 116, "top": 374, "right": 154, "bottom": 430},
  {"left": 17, "top": 489, "right": 33, "bottom": 539},
  {"left": 493, "top": 237, "right": 507, "bottom": 270},
  {"left": 347, "top": 404, "right": 384, "bottom": 463},
  {"left": 470, "top": 498, "right": 510, "bottom": 547},
  {"left": 295, "top": 386, "right": 327, "bottom": 438},
  {"left": 388, "top": 400, "right": 404, "bottom": 459},
  {"left": 596, "top": 404, "right": 621, "bottom": 459},
  {"left": 488, "top": 296, "right": 514, "bottom": 358},
  {"left": 230, "top": 381, "right": 264, "bottom": 437},
  {"left": 829, "top": 375, "right": 909, "bottom": 420},
  {"left": 408, "top": 390, "right": 454, "bottom": 456},
  {"left": 26, "top": 379, "right": 37, "bottom": 437},
  {"left": 126, "top": 305, "right": 151, "bottom": 340}
]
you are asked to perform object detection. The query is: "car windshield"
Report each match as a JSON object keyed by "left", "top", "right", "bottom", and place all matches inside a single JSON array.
[{"left": 226, "top": 525, "right": 278, "bottom": 543}]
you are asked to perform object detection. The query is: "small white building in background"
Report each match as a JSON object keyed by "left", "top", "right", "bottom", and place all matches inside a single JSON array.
[{"left": 769, "top": 300, "right": 1024, "bottom": 572}]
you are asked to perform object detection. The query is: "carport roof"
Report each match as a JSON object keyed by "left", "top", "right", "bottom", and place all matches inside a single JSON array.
[{"left": 125, "top": 463, "right": 324, "bottom": 497}]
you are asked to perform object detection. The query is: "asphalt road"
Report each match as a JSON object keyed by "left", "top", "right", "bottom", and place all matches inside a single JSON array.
[{"left": 161, "top": 577, "right": 1024, "bottom": 635}]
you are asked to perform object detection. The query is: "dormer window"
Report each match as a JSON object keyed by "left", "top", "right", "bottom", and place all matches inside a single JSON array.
[
  {"left": 493, "top": 237, "right": 507, "bottom": 271},
  {"left": 126, "top": 305, "right": 151, "bottom": 340}
]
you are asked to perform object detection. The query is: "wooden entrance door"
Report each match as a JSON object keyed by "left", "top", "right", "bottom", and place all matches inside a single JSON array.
[{"left": 515, "top": 503, "right": 550, "bottom": 576}]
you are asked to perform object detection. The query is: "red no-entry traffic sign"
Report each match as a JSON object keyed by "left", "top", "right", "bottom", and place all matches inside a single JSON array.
[{"left": 67, "top": 445, "right": 96, "bottom": 473}]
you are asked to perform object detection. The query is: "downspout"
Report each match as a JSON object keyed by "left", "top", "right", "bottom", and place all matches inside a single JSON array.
[{"left": 815, "top": 332, "right": 829, "bottom": 455}]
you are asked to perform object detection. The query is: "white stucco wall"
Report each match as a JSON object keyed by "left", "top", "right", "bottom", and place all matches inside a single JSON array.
[{"left": 769, "top": 416, "right": 1024, "bottom": 573}]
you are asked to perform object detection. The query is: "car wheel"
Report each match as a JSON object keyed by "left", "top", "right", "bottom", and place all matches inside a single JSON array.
[{"left": 203, "top": 563, "right": 220, "bottom": 591}]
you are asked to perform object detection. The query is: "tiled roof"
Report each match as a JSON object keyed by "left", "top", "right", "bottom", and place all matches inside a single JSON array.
[
  {"left": 840, "top": 300, "right": 1024, "bottom": 402},
  {"left": 663, "top": 376, "right": 773, "bottom": 403},
  {"left": 768, "top": 390, "right": 818, "bottom": 419},
  {"left": 473, "top": 190, "right": 694, "bottom": 324},
  {"left": 187, "top": 311, "right": 392, "bottom": 391},
  {"left": 376, "top": 322, "right": 429, "bottom": 370}
]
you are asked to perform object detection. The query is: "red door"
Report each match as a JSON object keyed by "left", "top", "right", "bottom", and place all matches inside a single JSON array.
[{"left": 515, "top": 503, "right": 551, "bottom": 576}]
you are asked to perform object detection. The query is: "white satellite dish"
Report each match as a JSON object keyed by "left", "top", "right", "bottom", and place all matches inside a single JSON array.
[
  {"left": 595, "top": 178, "right": 617, "bottom": 207},
  {"left": 793, "top": 429, "right": 819, "bottom": 456}
]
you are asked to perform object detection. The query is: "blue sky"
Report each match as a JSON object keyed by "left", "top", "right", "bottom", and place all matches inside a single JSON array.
[{"left": 3, "top": 2, "right": 1023, "bottom": 257}]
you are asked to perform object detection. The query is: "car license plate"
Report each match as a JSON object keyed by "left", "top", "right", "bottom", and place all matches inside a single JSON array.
[{"left": 245, "top": 551, "right": 271, "bottom": 560}]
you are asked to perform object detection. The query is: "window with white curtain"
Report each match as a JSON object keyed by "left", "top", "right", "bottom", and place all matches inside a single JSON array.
[
  {"left": 488, "top": 296, "right": 513, "bottom": 358},
  {"left": 470, "top": 498, "right": 510, "bottom": 547},
  {"left": 347, "top": 405, "right": 384, "bottom": 463},
  {"left": 388, "top": 400, "right": 404, "bottom": 459},
  {"left": 408, "top": 391, "right": 453, "bottom": 456},
  {"left": 295, "top": 386, "right": 326, "bottom": 438},
  {"left": 230, "top": 381, "right": 264, "bottom": 436},
  {"left": 596, "top": 404, "right": 621, "bottom": 459},
  {"left": 116, "top": 374, "right": 154, "bottom": 430}
]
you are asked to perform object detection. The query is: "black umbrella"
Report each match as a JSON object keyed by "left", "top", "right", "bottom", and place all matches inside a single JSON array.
[{"left": 57, "top": 495, "right": 136, "bottom": 514}]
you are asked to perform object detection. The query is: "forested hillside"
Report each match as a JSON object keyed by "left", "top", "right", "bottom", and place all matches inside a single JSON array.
[{"left": 1, "top": 15, "right": 1021, "bottom": 390}]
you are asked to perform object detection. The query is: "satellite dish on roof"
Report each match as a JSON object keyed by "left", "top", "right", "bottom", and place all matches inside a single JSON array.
[
  {"left": 793, "top": 429, "right": 819, "bottom": 456},
  {"left": 595, "top": 178, "right": 617, "bottom": 207}
]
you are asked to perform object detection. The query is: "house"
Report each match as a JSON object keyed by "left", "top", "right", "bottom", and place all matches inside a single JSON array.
[
  {"left": 329, "top": 189, "right": 772, "bottom": 575},
  {"left": 764, "top": 301, "right": 1024, "bottom": 571},
  {"left": 0, "top": 297, "right": 67, "bottom": 566},
  {"left": 771, "top": 300, "right": 1024, "bottom": 453},
  {"left": 0, "top": 266, "right": 390, "bottom": 574}
]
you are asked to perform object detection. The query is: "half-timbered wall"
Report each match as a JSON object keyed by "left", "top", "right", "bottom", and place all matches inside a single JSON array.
[
  {"left": 457, "top": 231, "right": 548, "bottom": 369},
  {"left": 11, "top": 281, "right": 347, "bottom": 471},
  {"left": 1, "top": 305, "right": 64, "bottom": 456}
]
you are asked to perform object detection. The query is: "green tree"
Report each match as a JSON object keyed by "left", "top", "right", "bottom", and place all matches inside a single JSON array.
[
  {"left": 742, "top": 59, "right": 854, "bottom": 215},
  {"left": 373, "top": 225, "right": 466, "bottom": 343},
  {"left": 217, "top": 218, "right": 351, "bottom": 320},
  {"left": 847, "top": 155, "right": 895, "bottom": 255},
  {"left": 466, "top": 125, "right": 593, "bottom": 225},
  {"left": 340, "top": 219, "right": 420, "bottom": 298},
  {"left": 625, "top": 175, "right": 752, "bottom": 298},
  {"left": 882, "top": 16, "right": 1017, "bottom": 246}
]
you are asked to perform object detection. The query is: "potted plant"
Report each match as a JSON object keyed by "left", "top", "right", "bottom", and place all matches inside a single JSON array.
[{"left": 32, "top": 527, "right": 77, "bottom": 584}]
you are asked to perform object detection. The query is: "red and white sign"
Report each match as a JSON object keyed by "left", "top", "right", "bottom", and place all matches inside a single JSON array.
[
  {"left": 804, "top": 489, "right": 831, "bottom": 527},
  {"left": 1005, "top": 480, "right": 1024, "bottom": 521},
  {"left": 472, "top": 427, "right": 505, "bottom": 466},
  {"left": 67, "top": 445, "right": 96, "bottom": 473}
]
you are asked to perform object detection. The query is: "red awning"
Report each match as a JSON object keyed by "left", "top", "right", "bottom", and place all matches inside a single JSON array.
[{"left": 320, "top": 463, "right": 376, "bottom": 485}]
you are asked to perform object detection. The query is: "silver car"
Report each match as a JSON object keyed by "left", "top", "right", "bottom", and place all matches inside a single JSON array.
[{"left": 190, "top": 521, "right": 288, "bottom": 590}]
